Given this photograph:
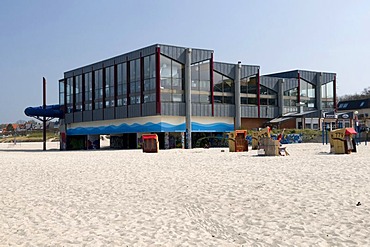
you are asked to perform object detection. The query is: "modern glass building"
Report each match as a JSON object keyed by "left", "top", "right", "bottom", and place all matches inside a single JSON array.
[{"left": 59, "top": 44, "right": 336, "bottom": 150}]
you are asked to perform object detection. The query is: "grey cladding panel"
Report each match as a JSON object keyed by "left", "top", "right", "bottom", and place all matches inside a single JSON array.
[
  {"left": 192, "top": 104, "right": 212, "bottom": 116},
  {"left": 92, "top": 63, "right": 103, "bottom": 70},
  {"left": 73, "top": 68, "right": 83, "bottom": 75},
  {"left": 192, "top": 49, "right": 212, "bottom": 64},
  {"left": 114, "top": 55, "right": 126, "bottom": 64},
  {"left": 241, "top": 65, "right": 259, "bottom": 78},
  {"left": 299, "top": 70, "right": 317, "bottom": 83},
  {"left": 93, "top": 109, "right": 104, "bottom": 121},
  {"left": 161, "top": 102, "right": 186, "bottom": 116},
  {"left": 64, "top": 71, "right": 73, "bottom": 78},
  {"left": 282, "top": 78, "right": 298, "bottom": 92},
  {"left": 73, "top": 112, "right": 83, "bottom": 122},
  {"left": 241, "top": 106, "right": 258, "bottom": 118},
  {"left": 82, "top": 66, "right": 93, "bottom": 73},
  {"left": 214, "top": 62, "right": 235, "bottom": 79},
  {"left": 104, "top": 108, "right": 115, "bottom": 120},
  {"left": 127, "top": 51, "right": 141, "bottom": 61},
  {"left": 142, "top": 103, "right": 157, "bottom": 116},
  {"left": 322, "top": 73, "right": 335, "bottom": 83},
  {"left": 83, "top": 111, "right": 93, "bottom": 122},
  {"left": 160, "top": 45, "right": 186, "bottom": 63},
  {"left": 260, "top": 106, "right": 278, "bottom": 118},
  {"left": 103, "top": 60, "right": 115, "bottom": 67},
  {"left": 128, "top": 105, "right": 141, "bottom": 118},
  {"left": 65, "top": 113, "right": 73, "bottom": 124},
  {"left": 115, "top": 106, "right": 127, "bottom": 119},
  {"left": 260, "top": 76, "right": 280, "bottom": 92},
  {"left": 140, "top": 46, "right": 157, "bottom": 57},
  {"left": 267, "top": 70, "right": 298, "bottom": 78},
  {"left": 214, "top": 104, "right": 235, "bottom": 117}
]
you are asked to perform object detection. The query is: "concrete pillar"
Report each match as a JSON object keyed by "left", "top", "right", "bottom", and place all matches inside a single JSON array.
[
  {"left": 185, "top": 48, "right": 192, "bottom": 149},
  {"left": 278, "top": 79, "right": 284, "bottom": 116},
  {"left": 316, "top": 72, "right": 323, "bottom": 112},
  {"left": 234, "top": 62, "right": 241, "bottom": 129}
]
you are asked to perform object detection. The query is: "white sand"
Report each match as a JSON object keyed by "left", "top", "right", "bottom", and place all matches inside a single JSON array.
[{"left": 1, "top": 142, "right": 370, "bottom": 246}]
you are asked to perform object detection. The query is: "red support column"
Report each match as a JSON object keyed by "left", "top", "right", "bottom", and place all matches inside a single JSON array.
[
  {"left": 156, "top": 47, "right": 161, "bottom": 115},
  {"left": 140, "top": 52, "right": 144, "bottom": 116},
  {"left": 333, "top": 74, "right": 337, "bottom": 111},
  {"left": 297, "top": 71, "right": 301, "bottom": 105},
  {"left": 257, "top": 69, "right": 261, "bottom": 118},
  {"left": 43, "top": 77, "right": 46, "bottom": 151},
  {"left": 210, "top": 53, "right": 214, "bottom": 116}
]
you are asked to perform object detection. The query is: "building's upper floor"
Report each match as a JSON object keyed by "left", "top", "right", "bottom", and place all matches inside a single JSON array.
[{"left": 59, "top": 44, "right": 336, "bottom": 124}]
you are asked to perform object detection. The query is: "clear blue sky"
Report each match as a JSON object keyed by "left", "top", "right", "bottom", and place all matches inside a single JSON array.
[{"left": 1, "top": 0, "right": 369, "bottom": 123}]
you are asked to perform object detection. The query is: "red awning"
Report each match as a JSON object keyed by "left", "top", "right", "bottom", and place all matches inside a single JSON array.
[{"left": 345, "top": 128, "right": 357, "bottom": 135}]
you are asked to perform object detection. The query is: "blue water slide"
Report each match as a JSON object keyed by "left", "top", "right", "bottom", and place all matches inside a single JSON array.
[{"left": 24, "top": 104, "right": 64, "bottom": 118}]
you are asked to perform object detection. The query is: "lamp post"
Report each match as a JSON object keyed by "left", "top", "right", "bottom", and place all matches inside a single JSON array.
[
  {"left": 43, "top": 77, "right": 46, "bottom": 151},
  {"left": 354, "top": 111, "right": 359, "bottom": 144}
]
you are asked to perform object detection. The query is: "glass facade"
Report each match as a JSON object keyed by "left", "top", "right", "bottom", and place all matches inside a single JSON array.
[
  {"left": 283, "top": 87, "right": 298, "bottom": 113},
  {"left": 213, "top": 71, "right": 233, "bottom": 104},
  {"left": 321, "top": 81, "right": 334, "bottom": 108},
  {"left": 240, "top": 76, "right": 258, "bottom": 105},
  {"left": 59, "top": 80, "right": 65, "bottom": 107},
  {"left": 260, "top": 86, "right": 277, "bottom": 106},
  {"left": 94, "top": 69, "right": 103, "bottom": 109},
  {"left": 300, "top": 79, "right": 316, "bottom": 109},
  {"left": 143, "top": 55, "right": 156, "bottom": 103},
  {"left": 57, "top": 46, "right": 336, "bottom": 128},
  {"left": 191, "top": 61, "right": 210, "bottom": 103},
  {"left": 160, "top": 55, "right": 184, "bottom": 102},
  {"left": 105, "top": 66, "right": 115, "bottom": 108},
  {"left": 84, "top": 72, "right": 93, "bottom": 110},
  {"left": 130, "top": 59, "right": 141, "bottom": 105},
  {"left": 75, "top": 75, "right": 83, "bottom": 111},
  {"left": 66, "top": 77, "right": 73, "bottom": 113},
  {"left": 117, "top": 63, "right": 127, "bottom": 106}
]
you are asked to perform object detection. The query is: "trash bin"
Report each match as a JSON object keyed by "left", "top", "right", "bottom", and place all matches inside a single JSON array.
[
  {"left": 229, "top": 130, "right": 248, "bottom": 152},
  {"left": 142, "top": 134, "right": 159, "bottom": 153},
  {"left": 329, "top": 128, "right": 357, "bottom": 154}
]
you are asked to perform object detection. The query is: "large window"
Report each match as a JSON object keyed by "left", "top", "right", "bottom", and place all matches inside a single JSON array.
[
  {"left": 143, "top": 55, "right": 156, "bottom": 103},
  {"left": 283, "top": 87, "right": 298, "bottom": 113},
  {"left": 75, "top": 75, "right": 83, "bottom": 111},
  {"left": 105, "top": 66, "right": 115, "bottom": 108},
  {"left": 59, "top": 79, "right": 65, "bottom": 107},
  {"left": 130, "top": 59, "right": 141, "bottom": 105},
  {"left": 260, "top": 86, "right": 277, "bottom": 106},
  {"left": 213, "top": 71, "right": 233, "bottom": 104},
  {"left": 300, "top": 79, "right": 316, "bottom": 109},
  {"left": 117, "top": 63, "right": 127, "bottom": 106},
  {"left": 66, "top": 77, "right": 73, "bottom": 113},
  {"left": 240, "top": 76, "right": 258, "bottom": 105},
  {"left": 160, "top": 55, "right": 184, "bottom": 102},
  {"left": 191, "top": 61, "right": 210, "bottom": 103},
  {"left": 84, "top": 72, "right": 92, "bottom": 110},
  {"left": 321, "top": 81, "right": 334, "bottom": 109},
  {"left": 94, "top": 69, "right": 103, "bottom": 109}
]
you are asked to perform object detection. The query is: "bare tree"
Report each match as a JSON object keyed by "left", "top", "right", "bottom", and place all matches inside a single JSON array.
[{"left": 338, "top": 86, "right": 370, "bottom": 101}]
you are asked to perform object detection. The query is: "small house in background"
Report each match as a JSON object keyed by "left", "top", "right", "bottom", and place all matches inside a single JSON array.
[{"left": 337, "top": 98, "right": 370, "bottom": 130}]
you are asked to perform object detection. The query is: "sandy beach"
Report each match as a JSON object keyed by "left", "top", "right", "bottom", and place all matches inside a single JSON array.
[{"left": 1, "top": 142, "right": 370, "bottom": 246}]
